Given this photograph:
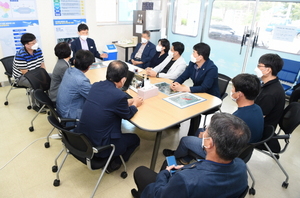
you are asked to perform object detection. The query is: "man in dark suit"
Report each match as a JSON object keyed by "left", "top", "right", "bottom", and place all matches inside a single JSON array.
[
  {"left": 129, "top": 30, "right": 156, "bottom": 69},
  {"left": 76, "top": 60, "right": 143, "bottom": 173},
  {"left": 70, "top": 23, "right": 107, "bottom": 64}
]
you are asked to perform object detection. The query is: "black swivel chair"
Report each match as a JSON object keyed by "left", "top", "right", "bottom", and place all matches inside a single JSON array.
[
  {"left": 255, "top": 102, "right": 300, "bottom": 189},
  {"left": 202, "top": 73, "right": 231, "bottom": 127},
  {"left": 34, "top": 89, "right": 77, "bottom": 148},
  {"left": 24, "top": 68, "right": 51, "bottom": 132},
  {"left": 238, "top": 125, "right": 275, "bottom": 195},
  {"left": 289, "top": 86, "right": 300, "bottom": 103},
  {"left": 48, "top": 115, "right": 127, "bottom": 198},
  {"left": 1, "top": 55, "right": 31, "bottom": 108}
]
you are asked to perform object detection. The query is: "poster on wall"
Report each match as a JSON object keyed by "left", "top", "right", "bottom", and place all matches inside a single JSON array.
[
  {"left": 52, "top": 0, "right": 86, "bottom": 44},
  {"left": 0, "top": 0, "right": 41, "bottom": 57}
]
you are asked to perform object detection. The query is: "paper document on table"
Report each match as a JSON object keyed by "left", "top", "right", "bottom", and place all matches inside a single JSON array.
[
  {"left": 154, "top": 82, "right": 179, "bottom": 96},
  {"left": 163, "top": 93, "right": 206, "bottom": 108}
]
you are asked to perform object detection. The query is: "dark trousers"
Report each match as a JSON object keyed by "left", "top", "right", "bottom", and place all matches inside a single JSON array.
[
  {"left": 134, "top": 166, "right": 157, "bottom": 197},
  {"left": 110, "top": 133, "right": 140, "bottom": 164},
  {"left": 188, "top": 115, "right": 202, "bottom": 136}
]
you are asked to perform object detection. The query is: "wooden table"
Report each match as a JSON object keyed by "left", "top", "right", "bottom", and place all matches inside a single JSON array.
[
  {"left": 114, "top": 43, "right": 136, "bottom": 62},
  {"left": 85, "top": 63, "right": 222, "bottom": 170}
]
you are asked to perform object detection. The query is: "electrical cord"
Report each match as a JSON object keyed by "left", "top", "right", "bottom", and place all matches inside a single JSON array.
[{"left": 0, "top": 136, "right": 46, "bottom": 170}]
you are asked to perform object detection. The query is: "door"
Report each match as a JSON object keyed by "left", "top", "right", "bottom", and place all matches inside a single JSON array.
[{"left": 167, "top": 0, "right": 300, "bottom": 78}]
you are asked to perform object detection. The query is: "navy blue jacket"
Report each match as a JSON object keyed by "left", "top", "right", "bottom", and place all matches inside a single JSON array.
[
  {"left": 175, "top": 59, "right": 220, "bottom": 98},
  {"left": 141, "top": 158, "right": 248, "bottom": 198},
  {"left": 130, "top": 41, "right": 156, "bottom": 69},
  {"left": 70, "top": 37, "right": 101, "bottom": 63},
  {"left": 77, "top": 80, "right": 138, "bottom": 149}
]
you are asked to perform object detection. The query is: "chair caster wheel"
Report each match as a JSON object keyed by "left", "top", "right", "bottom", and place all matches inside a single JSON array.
[
  {"left": 121, "top": 171, "right": 127, "bottom": 179},
  {"left": 52, "top": 165, "right": 58, "bottom": 173},
  {"left": 29, "top": 126, "right": 34, "bottom": 132},
  {"left": 53, "top": 179, "right": 60, "bottom": 186},
  {"left": 27, "top": 105, "right": 32, "bottom": 110},
  {"left": 44, "top": 142, "right": 50, "bottom": 148},
  {"left": 4, "top": 101, "right": 8, "bottom": 105},
  {"left": 282, "top": 182, "right": 289, "bottom": 188},
  {"left": 275, "top": 154, "right": 280, "bottom": 159},
  {"left": 249, "top": 187, "right": 255, "bottom": 195}
]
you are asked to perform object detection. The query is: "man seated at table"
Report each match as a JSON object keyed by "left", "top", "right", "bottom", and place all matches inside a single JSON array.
[
  {"left": 129, "top": 30, "right": 156, "bottom": 69},
  {"left": 171, "top": 42, "right": 220, "bottom": 136},
  {"left": 163, "top": 73, "right": 264, "bottom": 163},
  {"left": 70, "top": 23, "right": 107, "bottom": 64},
  {"left": 146, "top": 42, "right": 186, "bottom": 80},
  {"left": 56, "top": 50, "right": 94, "bottom": 122},
  {"left": 131, "top": 113, "right": 250, "bottom": 198},
  {"left": 77, "top": 60, "right": 144, "bottom": 173}
]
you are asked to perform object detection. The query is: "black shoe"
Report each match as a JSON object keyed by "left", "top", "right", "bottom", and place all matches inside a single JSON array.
[
  {"left": 32, "top": 105, "right": 47, "bottom": 114},
  {"left": 131, "top": 188, "right": 140, "bottom": 198},
  {"left": 105, "top": 161, "right": 121, "bottom": 174},
  {"left": 163, "top": 149, "right": 174, "bottom": 157}
]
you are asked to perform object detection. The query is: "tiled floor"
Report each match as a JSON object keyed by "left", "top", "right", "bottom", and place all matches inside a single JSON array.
[{"left": 0, "top": 85, "right": 300, "bottom": 198}]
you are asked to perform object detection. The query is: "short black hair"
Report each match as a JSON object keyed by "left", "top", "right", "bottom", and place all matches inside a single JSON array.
[
  {"left": 21, "top": 33, "right": 36, "bottom": 45},
  {"left": 159, "top": 38, "right": 170, "bottom": 54},
  {"left": 74, "top": 50, "right": 94, "bottom": 71},
  {"left": 142, "top": 30, "right": 150, "bottom": 37},
  {"left": 232, "top": 73, "right": 261, "bottom": 100},
  {"left": 207, "top": 113, "right": 250, "bottom": 161},
  {"left": 258, "top": 53, "right": 283, "bottom": 76},
  {"left": 106, "top": 60, "right": 129, "bottom": 82},
  {"left": 172, "top": 42, "right": 184, "bottom": 55},
  {"left": 54, "top": 42, "right": 71, "bottom": 59},
  {"left": 193, "top": 42, "right": 210, "bottom": 60},
  {"left": 78, "top": 23, "right": 89, "bottom": 32}
]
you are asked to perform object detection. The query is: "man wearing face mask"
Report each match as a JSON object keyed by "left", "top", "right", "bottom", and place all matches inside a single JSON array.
[
  {"left": 131, "top": 113, "right": 250, "bottom": 198},
  {"left": 163, "top": 74, "right": 263, "bottom": 164},
  {"left": 77, "top": 60, "right": 143, "bottom": 173},
  {"left": 13, "top": 33, "right": 46, "bottom": 111},
  {"left": 170, "top": 42, "right": 220, "bottom": 136},
  {"left": 70, "top": 23, "right": 107, "bottom": 64},
  {"left": 146, "top": 42, "right": 186, "bottom": 80},
  {"left": 129, "top": 30, "right": 156, "bottom": 69}
]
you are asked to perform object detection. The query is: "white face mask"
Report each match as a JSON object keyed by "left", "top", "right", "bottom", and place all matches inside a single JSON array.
[
  {"left": 31, "top": 43, "right": 39, "bottom": 50},
  {"left": 230, "top": 91, "right": 238, "bottom": 102},
  {"left": 190, "top": 54, "right": 197, "bottom": 63},
  {"left": 141, "top": 37, "right": 148, "bottom": 43},
  {"left": 156, "top": 45, "right": 162, "bottom": 52},
  {"left": 168, "top": 50, "right": 174, "bottom": 57},
  {"left": 254, "top": 67, "right": 264, "bottom": 78},
  {"left": 80, "top": 35, "right": 88, "bottom": 40}
]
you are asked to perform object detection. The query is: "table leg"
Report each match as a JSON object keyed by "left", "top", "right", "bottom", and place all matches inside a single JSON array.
[
  {"left": 125, "top": 48, "right": 128, "bottom": 62},
  {"left": 150, "top": 131, "right": 162, "bottom": 170}
]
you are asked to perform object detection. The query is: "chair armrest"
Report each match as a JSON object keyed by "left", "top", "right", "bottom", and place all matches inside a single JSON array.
[
  {"left": 221, "top": 93, "right": 228, "bottom": 100},
  {"left": 59, "top": 118, "right": 79, "bottom": 123},
  {"left": 93, "top": 144, "right": 114, "bottom": 154}
]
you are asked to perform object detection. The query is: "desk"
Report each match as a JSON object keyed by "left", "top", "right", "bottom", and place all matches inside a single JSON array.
[
  {"left": 85, "top": 63, "right": 222, "bottom": 170},
  {"left": 114, "top": 43, "right": 136, "bottom": 62}
]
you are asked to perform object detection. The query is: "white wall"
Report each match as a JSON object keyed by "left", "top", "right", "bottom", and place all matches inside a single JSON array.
[{"left": 0, "top": 0, "right": 133, "bottom": 84}]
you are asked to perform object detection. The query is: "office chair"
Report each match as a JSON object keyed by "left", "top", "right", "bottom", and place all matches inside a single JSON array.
[
  {"left": 255, "top": 102, "right": 300, "bottom": 189},
  {"left": 1, "top": 55, "right": 31, "bottom": 108},
  {"left": 289, "top": 86, "right": 300, "bottom": 103},
  {"left": 237, "top": 125, "right": 275, "bottom": 195},
  {"left": 24, "top": 68, "right": 51, "bottom": 132},
  {"left": 202, "top": 73, "right": 231, "bottom": 127},
  {"left": 34, "top": 89, "right": 77, "bottom": 148},
  {"left": 48, "top": 115, "right": 127, "bottom": 198}
]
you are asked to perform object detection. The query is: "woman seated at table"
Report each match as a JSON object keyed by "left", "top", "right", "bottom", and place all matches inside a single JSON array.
[{"left": 149, "top": 38, "right": 170, "bottom": 68}]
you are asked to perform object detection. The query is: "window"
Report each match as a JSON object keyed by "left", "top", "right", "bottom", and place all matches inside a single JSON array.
[
  {"left": 96, "top": 0, "right": 137, "bottom": 24},
  {"left": 172, "top": 0, "right": 201, "bottom": 36}
]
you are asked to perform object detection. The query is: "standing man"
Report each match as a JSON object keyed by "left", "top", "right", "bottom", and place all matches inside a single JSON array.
[
  {"left": 129, "top": 30, "right": 156, "bottom": 69},
  {"left": 77, "top": 60, "right": 143, "bottom": 173},
  {"left": 131, "top": 113, "right": 250, "bottom": 198},
  {"left": 13, "top": 33, "right": 46, "bottom": 111},
  {"left": 146, "top": 42, "right": 186, "bottom": 80},
  {"left": 70, "top": 23, "right": 107, "bottom": 64},
  {"left": 171, "top": 42, "right": 220, "bottom": 136}
]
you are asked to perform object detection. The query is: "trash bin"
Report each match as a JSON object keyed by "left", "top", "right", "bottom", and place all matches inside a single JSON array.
[{"left": 103, "top": 44, "right": 118, "bottom": 61}]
